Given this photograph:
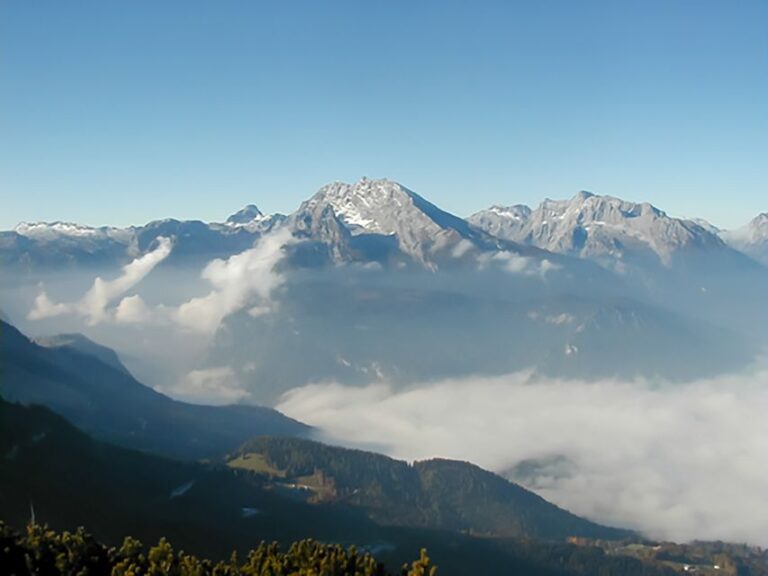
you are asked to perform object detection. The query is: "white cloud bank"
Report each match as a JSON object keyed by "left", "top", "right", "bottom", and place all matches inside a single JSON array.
[
  {"left": 28, "top": 229, "right": 293, "bottom": 334},
  {"left": 166, "top": 366, "right": 248, "bottom": 405},
  {"left": 28, "top": 237, "right": 173, "bottom": 324},
  {"left": 169, "top": 227, "right": 293, "bottom": 333},
  {"left": 276, "top": 370, "right": 768, "bottom": 546},
  {"left": 478, "top": 250, "right": 560, "bottom": 275}
]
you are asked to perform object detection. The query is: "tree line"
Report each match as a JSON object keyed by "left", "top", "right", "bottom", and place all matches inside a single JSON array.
[{"left": 0, "top": 521, "right": 437, "bottom": 576}]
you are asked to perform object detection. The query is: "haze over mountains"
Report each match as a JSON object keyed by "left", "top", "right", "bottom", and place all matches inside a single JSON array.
[
  {"left": 721, "top": 212, "right": 768, "bottom": 266},
  {"left": 2, "top": 178, "right": 765, "bottom": 399},
  {"left": 1, "top": 177, "right": 767, "bottom": 549},
  {"left": 0, "top": 318, "right": 308, "bottom": 459}
]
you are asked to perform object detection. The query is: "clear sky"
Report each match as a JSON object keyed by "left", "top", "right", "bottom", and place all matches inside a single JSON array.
[{"left": 1, "top": 0, "right": 766, "bottom": 230}]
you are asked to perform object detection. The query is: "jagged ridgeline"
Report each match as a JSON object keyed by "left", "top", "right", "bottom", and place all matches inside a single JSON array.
[{"left": 0, "top": 522, "right": 436, "bottom": 576}]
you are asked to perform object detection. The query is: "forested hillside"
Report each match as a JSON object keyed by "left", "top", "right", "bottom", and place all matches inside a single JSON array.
[{"left": 229, "top": 437, "right": 630, "bottom": 541}]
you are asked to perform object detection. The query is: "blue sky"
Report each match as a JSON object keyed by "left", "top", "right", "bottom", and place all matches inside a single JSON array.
[{"left": 1, "top": 0, "right": 766, "bottom": 229}]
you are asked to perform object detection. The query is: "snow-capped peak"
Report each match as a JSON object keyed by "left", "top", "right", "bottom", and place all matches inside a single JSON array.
[
  {"left": 303, "top": 177, "right": 417, "bottom": 234},
  {"left": 291, "top": 177, "right": 498, "bottom": 266}
]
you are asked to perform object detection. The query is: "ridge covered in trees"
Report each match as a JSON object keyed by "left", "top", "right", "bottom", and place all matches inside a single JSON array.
[{"left": 228, "top": 437, "right": 630, "bottom": 541}]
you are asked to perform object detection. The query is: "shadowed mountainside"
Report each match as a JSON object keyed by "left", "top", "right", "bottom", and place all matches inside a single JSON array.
[{"left": 0, "top": 319, "right": 308, "bottom": 460}]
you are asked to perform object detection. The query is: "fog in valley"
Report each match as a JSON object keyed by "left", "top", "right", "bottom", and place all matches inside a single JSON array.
[{"left": 278, "top": 369, "right": 768, "bottom": 546}]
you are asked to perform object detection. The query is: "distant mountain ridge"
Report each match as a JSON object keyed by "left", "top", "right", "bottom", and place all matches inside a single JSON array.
[
  {"left": 468, "top": 191, "right": 729, "bottom": 268},
  {"left": 468, "top": 190, "right": 768, "bottom": 345},
  {"left": 5, "top": 178, "right": 765, "bottom": 272},
  {"left": 721, "top": 212, "right": 768, "bottom": 265}
]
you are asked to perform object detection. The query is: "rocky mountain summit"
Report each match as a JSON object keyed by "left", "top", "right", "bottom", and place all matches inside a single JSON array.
[{"left": 468, "top": 191, "right": 727, "bottom": 268}]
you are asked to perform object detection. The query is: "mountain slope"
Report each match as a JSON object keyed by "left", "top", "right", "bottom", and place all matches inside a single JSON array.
[
  {"left": 228, "top": 436, "right": 631, "bottom": 542},
  {"left": 0, "top": 398, "right": 397, "bottom": 562},
  {"left": 33, "top": 332, "right": 132, "bottom": 375},
  {"left": 0, "top": 319, "right": 308, "bottom": 459}
]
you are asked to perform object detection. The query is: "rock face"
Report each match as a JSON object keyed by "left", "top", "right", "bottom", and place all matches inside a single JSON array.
[
  {"left": 286, "top": 200, "right": 355, "bottom": 264},
  {"left": 469, "top": 191, "right": 726, "bottom": 267}
]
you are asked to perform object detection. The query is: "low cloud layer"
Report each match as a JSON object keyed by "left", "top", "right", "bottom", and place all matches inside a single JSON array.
[
  {"left": 28, "top": 229, "right": 293, "bottom": 334},
  {"left": 167, "top": 366, "right": 248, "bottom": 405},
  {"left": 28, "top": 237, "right": 173, "bottom": 324},
  {"left": 169, "top": 227, "right": 293, "bottom": 332},
  {"left": 277, "top": 369, "right": 768, "bottom": 546},
  {"left": 478, "top": 250, "right": 559, "bottom": 275}
]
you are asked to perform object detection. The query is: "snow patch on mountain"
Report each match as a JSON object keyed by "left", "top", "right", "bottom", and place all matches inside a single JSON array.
[{"left": 14, "top": 221, "right": 134, "bottom": 243}]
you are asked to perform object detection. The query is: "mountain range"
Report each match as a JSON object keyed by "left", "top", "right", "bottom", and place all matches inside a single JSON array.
[
  {"left": 468, "top": 191, "right": 726, "bottom": 267},
  {"left": 5, "top": 178, "right": 765, "bottom": 272},
  {"left": 1, "top": 178, "right": 765, "bottom": 402}
]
